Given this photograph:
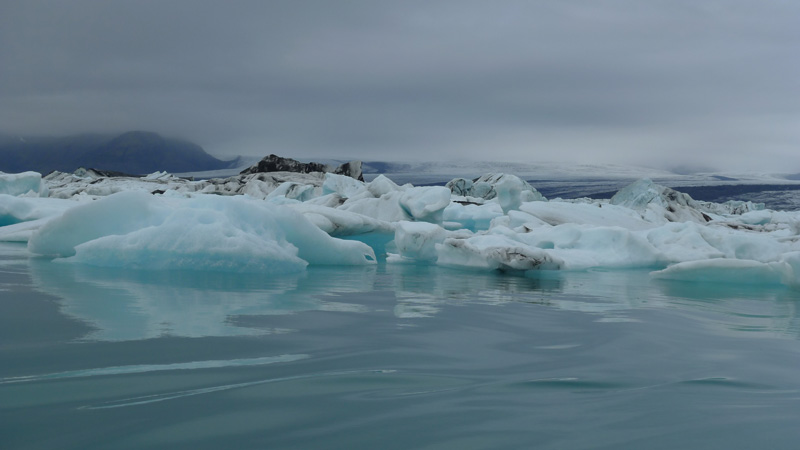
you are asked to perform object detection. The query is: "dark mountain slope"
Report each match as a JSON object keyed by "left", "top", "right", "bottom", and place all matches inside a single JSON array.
[
  {"left": 0, "top": 134, "right": 110, "bottom": 173},
  {"left": 77, "top": 131, "right": 232, "bottom": 174},
  {"left": 0, "top": 131, "right": 234, "bottom": 174}
]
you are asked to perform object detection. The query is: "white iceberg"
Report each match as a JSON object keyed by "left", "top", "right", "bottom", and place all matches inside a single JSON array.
[
  {"left": 398, "top": 186, "right": 451, "bottom": 223},
  {"left": 27, "top": 191, "right": 375, "bottom": 272},
  {"left": 610, "top": 178, "right": 710, "bottom": 224},
  {"left": 390, "top": 221, "right": 449, "bottom": 262},
  {"left": 0, "top": 171, "right": 48, "bottom": 197},
  {"left": 650, "top": 259, "right": 788, "bottom": 285}
]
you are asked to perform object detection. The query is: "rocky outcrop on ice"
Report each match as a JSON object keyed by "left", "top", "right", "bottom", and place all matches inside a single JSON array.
[{"left": 240, "top": 154, "right": 364, "bottom": 181}]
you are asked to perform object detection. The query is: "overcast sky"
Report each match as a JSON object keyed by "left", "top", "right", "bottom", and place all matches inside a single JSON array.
[{"left": 1, "top": 0, "right": 798, "bottom": 171}]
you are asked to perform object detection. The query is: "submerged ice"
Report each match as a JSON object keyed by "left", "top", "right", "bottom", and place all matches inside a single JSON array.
[{"left": 2, "top": 166, "right": 800, "bottom": 286}]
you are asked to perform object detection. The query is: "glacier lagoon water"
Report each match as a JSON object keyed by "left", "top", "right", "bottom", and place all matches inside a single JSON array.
[{"left": 2, "top": 242, "right": 800, "bottom": 449}]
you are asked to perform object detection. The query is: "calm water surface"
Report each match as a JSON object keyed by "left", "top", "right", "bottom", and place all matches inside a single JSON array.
[{"left": 2, "top": 242, "right": 800, "bottom": 449}]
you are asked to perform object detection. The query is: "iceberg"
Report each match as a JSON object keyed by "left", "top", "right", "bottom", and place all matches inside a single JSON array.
[
  {"left": 322, "top": 173, "right": 367, "bottom": 199},
  {"left": 2, "top": 162, "right": 800, "bottom": 286},
  {"left": 0, "top": 171, "right": 48, "bottom": 197},
  {"left": 446, "top": 173, "right": 545, "bottom": 203},
  {"left": 610, "top": 178, "right": 710, "bottom": 224},
  {"left": 443, "top": 202, "right": 504, "bottom": 231},
  {"left": 650, "top": 259, "right": 788, "bottom": 285},
  {"left": 390, "top": 221, "right": 449, "bottom": 262},
  {"left": 436, "top": 234, "right": 563, "bottom": 272},
  {"left": 0, "top": 195, "right": 90, "bottom": 240},
  {"left": 0, "top": 195, "right": 68, "bottom": 227},
  {"left": 27, "top": 191, "right": 375, "bottom": 272},
  {"left": 398, "top": 186, "right": 451, "bottom": 223}
]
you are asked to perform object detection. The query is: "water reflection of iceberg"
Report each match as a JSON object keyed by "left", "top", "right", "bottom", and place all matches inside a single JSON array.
[
  {"left": 385, "top": 265, "right": 670, "bottom": 321},
  {"left": 385, "top": 264, "right": 565, "bottom": 318},
  {"left": 29, "top": 260, "right": 378, "bottom": 341},
  {"left": 386, "top": 264, "right": 800, "bottom": 338},
  {"left": 27, "top": 254, "right": 800, "bottom": 342},
  {"left": 653, "top": 278, "right": 800, "bottom": 339}
]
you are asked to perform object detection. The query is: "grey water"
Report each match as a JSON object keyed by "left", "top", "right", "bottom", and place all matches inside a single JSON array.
[{"left": 3, "top": 242, "right": 800, "bottom": 449}]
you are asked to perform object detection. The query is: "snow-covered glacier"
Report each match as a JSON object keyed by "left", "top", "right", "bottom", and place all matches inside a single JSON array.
[{"left": 2, "top": 166, "right": 800, "bottom": 287}]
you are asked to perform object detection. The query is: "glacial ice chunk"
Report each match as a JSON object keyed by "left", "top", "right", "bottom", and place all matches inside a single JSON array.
[
  {"left": 68, "top": 206, "right": 310, "bottom": 273},
  {"left": 651, "top": 259, "right": 788, "bottom": 285},
  {"left": 287, "top": 202, "right": 395, "bottom": 254},
  {"left": 27, "top": 191, "right": 375, "bottom": 272},
  {"left": 779, "top": 252, "right": 800, "bottom": 289},
  {"left": 338, "top": 191, "right": 411, "bottom": 223},
  {"left": 392, "top": 221, "right": 448, "bottom": 262},
  {"left": 447, "top": 174, "right": 545, "bottom": 208},
  {"left": 0, "top": 171, "right": 48, "bottom": 197},
  {"left": 443, "top": 202, "right": 504, "bottom": 231},
  {"left": 445, "top": 178, "right": 473, "bottom": 197},
  {"left": 0, "top": 195, "right": 77, "bottom": 229},
  {"left": 610, "top": 178, "right": 708, "bottom": 224},
  {"left": 28, "top": 191, "right": 166, "bottom": 257},
  {"left": 265, "top": 181, "right": 320, "bottom": 202},
  {"left": 141, "top": 171, "right": 172, "bottom": 181},
  {"left": 436, "top": 234, "right": 563, "bottom": 272},
  {"left": 322, "top": 173, "right": 367, "bottom": 199},
  {"left": 518, "top": 201, "right": 653, "bottom": 230},
  {"left": 398, "top": 186, "right": 451, "bottom": 223},
  {"left": 496, "top": 223, "right": 664, "bottom": 270},
  {"left": 644, "top": 222, "right": 725, "bottom": 263},
  {"left": 367, "top": 175, "right": 401, "bottom": 198}
]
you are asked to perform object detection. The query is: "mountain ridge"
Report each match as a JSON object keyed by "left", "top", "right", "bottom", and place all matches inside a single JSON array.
[{"left": 0, "top": 131, "right": 237, "bottom": 175}]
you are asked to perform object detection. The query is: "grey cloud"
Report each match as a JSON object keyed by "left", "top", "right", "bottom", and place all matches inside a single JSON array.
[{"left": 1, "top": 0, "right": 798, "bottom": 170}]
